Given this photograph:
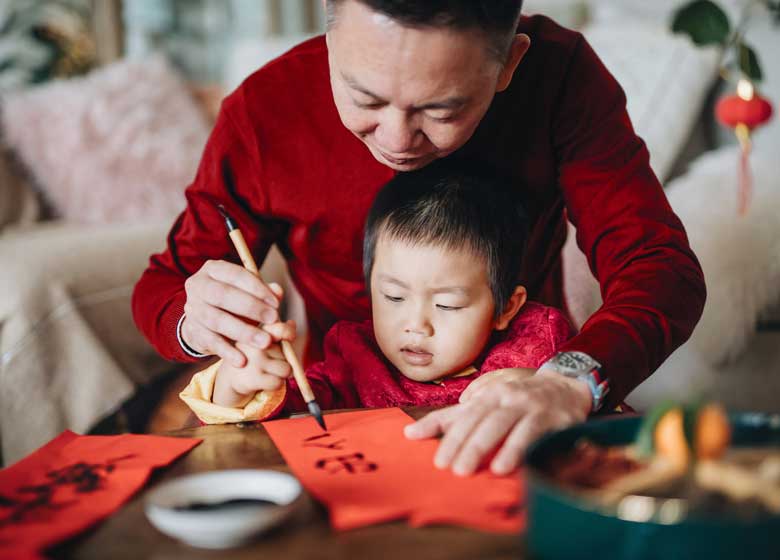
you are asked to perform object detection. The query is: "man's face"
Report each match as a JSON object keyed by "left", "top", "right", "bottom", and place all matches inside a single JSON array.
[
  {"left": 370, "top": 234, "right": 498, "bottom": 382},
  {"left": 326, "top": 0, "right": 507, "bottom": 171}
]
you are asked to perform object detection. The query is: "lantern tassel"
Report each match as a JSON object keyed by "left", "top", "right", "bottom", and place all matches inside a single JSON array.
[{"left": 735, "top": 123, "right": 752, "bottom": 215}]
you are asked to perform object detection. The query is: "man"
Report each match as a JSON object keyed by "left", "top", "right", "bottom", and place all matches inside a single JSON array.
[{"left": 133, "top": 0, "right": 705, "bottom": 476}]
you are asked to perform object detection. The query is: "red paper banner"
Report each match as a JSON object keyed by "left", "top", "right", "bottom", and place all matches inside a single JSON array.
[
  {"left": 0, "top": 430, "right": 201, "bottom": 559},
  {"left": 263, "top": 408, "right": 524, "bottom": 533}
]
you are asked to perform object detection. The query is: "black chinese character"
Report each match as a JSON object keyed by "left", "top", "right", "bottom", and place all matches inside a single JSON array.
[
  {"left": 303, "top": 433, "right": 347, "bottom": 450},
  {"left": 314, "top": 453, "right": 378, "bottom": 474},
  {"left": 0, "top": 454, "right": 135, "bottom": 527}
]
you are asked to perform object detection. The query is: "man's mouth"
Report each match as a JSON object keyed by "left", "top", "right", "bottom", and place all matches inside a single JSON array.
[
  {"left": 400, "top": 346, "right": 433, "bottom": 366},
  {"left": 380, "top": 151, "right": 420, "bottom": 166}
]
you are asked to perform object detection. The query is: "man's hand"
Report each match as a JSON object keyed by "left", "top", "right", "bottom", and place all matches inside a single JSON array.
[
  {"left": 404, "top": 367, "right": 592, "bottom": 476},
  {"left": 181, "top": 260, "right": 283, "bottom": 367},
  {"left": 212, "top": 320, "right": 297, "bottom": 407},
  {"left": 457, "top": 367, "right": 536, "bottom": 403}
]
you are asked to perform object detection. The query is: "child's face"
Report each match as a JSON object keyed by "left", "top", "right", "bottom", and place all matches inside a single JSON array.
[{"left": 370, "top": 234, "right": 500, "bottom": 382}]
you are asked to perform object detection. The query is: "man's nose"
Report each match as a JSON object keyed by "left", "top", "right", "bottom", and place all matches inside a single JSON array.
[{"left": 376, "top": 109, "right": 420, "bottom": 154}]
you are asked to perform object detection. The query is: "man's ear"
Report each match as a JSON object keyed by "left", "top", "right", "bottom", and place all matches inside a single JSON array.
[
  {"left": 494, "top": 286, "right": 527, "bottom": 331},
  {"left": 496, "top": 34, "right": 530, "bottom": 93}
]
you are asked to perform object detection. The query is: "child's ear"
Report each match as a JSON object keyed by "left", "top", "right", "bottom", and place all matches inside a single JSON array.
[{"left": 494, "top": 286, "right": 527, "bottom": 331}]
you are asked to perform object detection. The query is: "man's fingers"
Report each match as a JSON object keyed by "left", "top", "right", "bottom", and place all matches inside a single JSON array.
[
  {"left": 489, "top": 418, "right": 538, "bottom": 475},
  {"left": 202, "top": 281, "right": 279, "bottom": 325},
  {"left": 193, "top": 262, "right": 279, "bottom": 325},
  {"left": 450, "top": 407, "right": 521, "bottom": 476},
  {"left": 268, "top": 282, "right": 284, "bottom": 299},
  {"left": 404, "top": 407, "right": 457, "bottom": 440},
  {"left": 206, "top": 332, "right": 247, "bottom": 368},
  {"left": 433, "top": 403, "right": 491, "bottom": 470},
  {"left": 188, "top": 302, "right": 272, "bottom": 350},
  {"left": 459, "top": 375, "right": 490, "bottom": 403},
  {"left": 203, "top": 260, "right": 280, "bottom": 309},
  {"left": 489, "top": 411, "right": 569, "bottom": 475}
]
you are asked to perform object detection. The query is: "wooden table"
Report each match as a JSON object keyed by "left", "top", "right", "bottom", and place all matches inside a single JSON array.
[{"left": 61, "top": 409, "right": 525, "bottom": 559}]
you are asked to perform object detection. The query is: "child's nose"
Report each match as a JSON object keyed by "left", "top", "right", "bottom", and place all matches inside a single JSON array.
[{"left": 405, "top": 310, "right": 433, "bottom": 337}]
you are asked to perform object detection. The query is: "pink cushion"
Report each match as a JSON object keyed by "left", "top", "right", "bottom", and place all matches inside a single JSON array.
[{"left": 1, "top": 55, "right": 210, "bottom": 224}]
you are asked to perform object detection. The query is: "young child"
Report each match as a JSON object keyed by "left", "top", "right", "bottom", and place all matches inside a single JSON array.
[{"left": 180, "top": 160, "right": 575, "bottom": 424}]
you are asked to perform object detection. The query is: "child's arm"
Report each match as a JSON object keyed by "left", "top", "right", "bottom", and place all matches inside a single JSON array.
[
  {"left": 179, "top": 321, "right": 360, "bottom": 424},
  {"left": 179, "top": 320, "right": 297, "bottom": 424}
]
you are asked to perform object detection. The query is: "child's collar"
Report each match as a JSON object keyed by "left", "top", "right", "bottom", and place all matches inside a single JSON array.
[{"left": 429, "top": 365, "right": 478, "bottom": 385}]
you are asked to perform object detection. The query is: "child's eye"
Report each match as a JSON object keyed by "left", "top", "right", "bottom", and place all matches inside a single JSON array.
[
  {"left": 384, "top": 294, "right": 404, "bottom": 303},
  {"left": 436, "top": 304, "right": 463, "bottom": 311}
]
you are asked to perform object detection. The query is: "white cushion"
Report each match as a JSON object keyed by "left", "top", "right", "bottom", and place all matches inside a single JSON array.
[
  {"left": 582, "top": 23, "right": 720, "bottom": 181},
  {"left": 1, "top": 55, "right": 209, "bottom": 224}
]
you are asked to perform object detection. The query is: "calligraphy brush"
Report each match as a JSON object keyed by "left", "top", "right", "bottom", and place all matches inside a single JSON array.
[{"left": 217, "top": 204, "right": 327, "bottom": 431}]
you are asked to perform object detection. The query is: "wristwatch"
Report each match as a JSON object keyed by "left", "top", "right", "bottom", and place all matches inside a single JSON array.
[{"left": 540, "top": 351, "right": 609, "bottom": 413}]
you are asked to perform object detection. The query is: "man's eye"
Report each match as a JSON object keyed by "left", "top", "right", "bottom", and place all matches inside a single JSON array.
[
  {"left": 384, "top": 295, "right": 404, "bottom": 303},
  {"left": 426, "top": 112, "right": 457, "bottom": 123},
  {"left": 356, "top": 100, "right": 384, "bottom": 109},
  {"left": 436, "top": 304, "right": 463, "bottom": 311}
]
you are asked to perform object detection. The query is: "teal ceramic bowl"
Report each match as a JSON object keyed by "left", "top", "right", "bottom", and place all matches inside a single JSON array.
[{"left": 525, "top": 413, "right": 780, "bottom": 560}]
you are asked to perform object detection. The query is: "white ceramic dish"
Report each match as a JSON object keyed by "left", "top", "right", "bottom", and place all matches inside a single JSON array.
[{"left": 144, "top": 469, "right": 302, "bottom": 549}]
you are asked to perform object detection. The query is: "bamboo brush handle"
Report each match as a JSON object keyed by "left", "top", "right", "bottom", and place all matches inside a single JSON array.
[
  {"left": 228, "top": 229, "right": 315, "bottom": 403},
  {"left": 281, "top": 340, "right": 315, "bottom": 403},
  {"left": 229, "top": 230, "right": 259, "bottom": 275}
]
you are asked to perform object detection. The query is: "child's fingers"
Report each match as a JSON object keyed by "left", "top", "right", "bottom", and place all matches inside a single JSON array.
[
  {"left": 264, "top": 343, "right": 284, "bottom": 360},
  {"left": 262, "top": 320, "right": 297, "bottom": 342},
  {"left": 261, "top": 356, "right": 292, "bottom": 379},
  {"left": 232, "top": 367, "right": 284, "bottom": 394}
]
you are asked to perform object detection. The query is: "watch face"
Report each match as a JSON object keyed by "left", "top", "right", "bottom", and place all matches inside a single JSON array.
[
  {"left": 557, "top": 353, "right": 583, "bottom": 370},
  {"left": 554, "top": 351, "right": 599, "bottom": 373}
]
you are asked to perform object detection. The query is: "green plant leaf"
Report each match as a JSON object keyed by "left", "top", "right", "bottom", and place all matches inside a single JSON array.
[
  {"left": 671, "top": 0, "right": 731, "bottom": 46},
  {"left": 769, "top": 1, "right": 780, "bottom": 24},
  {"left": 737, "top": 41, "right": 763, "bottom": 82}
]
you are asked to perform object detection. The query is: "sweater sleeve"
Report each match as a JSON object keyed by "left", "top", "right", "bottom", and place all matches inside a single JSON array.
[
  {"left": 131, "top": 90, "right": 287, "bottom": 362},
  {"left": 552, "top": 36, "right": 706, "bottom": 408},
  {"left": 285, "top": 322, "right": 363, "bottom": 412},
  {"left": 481, "top": 304, "right": 575, "bottom": 373}
]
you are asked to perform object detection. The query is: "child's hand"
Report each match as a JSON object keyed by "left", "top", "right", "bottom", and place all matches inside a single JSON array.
[
  {"left": 458, "top": 367, "right": 536, "bottom": 403},
  {"left": 212, "top": 319, "right": 297, "bottom": 408}
]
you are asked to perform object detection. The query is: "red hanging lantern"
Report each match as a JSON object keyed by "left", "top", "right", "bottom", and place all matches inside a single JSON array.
[{"left": 715, "top": 79, "right": 774, "bottom": 215}]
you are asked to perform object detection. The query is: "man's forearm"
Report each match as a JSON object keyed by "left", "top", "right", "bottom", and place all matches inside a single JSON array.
[
  {"left": 131, "top": 271, "right": 197, "bottom": 363},
  {"left": 558, "top": 256, "right": 706, "bottom": 409}
]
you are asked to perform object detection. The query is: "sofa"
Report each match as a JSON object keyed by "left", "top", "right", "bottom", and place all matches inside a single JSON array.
[{"left": 0, "top": 53, "right": 308, "bottom": 465}]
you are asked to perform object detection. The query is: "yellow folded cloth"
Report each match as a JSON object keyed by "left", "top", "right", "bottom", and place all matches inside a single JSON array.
[{"left": 179, "top": 359, "right": 287, "bottom": 424}]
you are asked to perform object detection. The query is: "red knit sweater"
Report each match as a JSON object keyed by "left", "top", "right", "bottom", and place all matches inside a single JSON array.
[
  {"left": 278, "top": 302, "right": 573, "bottom": 415},
  {"left": 132, "top": 16, "right": 705, "bottom": 410}
]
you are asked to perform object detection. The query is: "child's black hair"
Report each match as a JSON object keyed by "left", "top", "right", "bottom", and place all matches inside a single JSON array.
[{"left": 363, "top": 158, "right": 529, "bottom": 317}]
